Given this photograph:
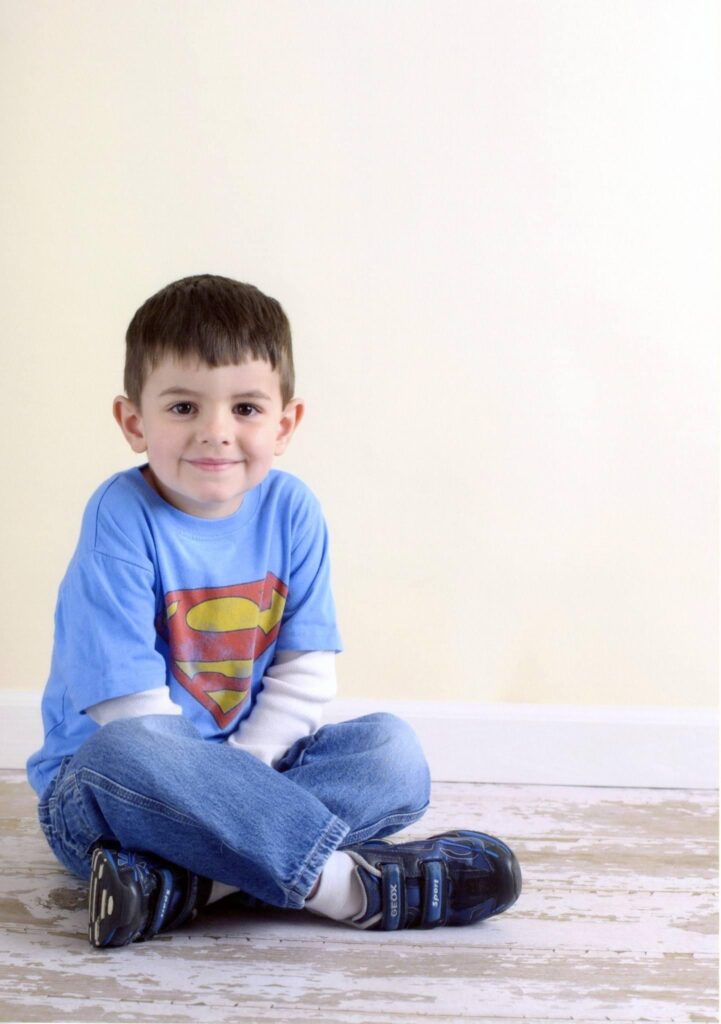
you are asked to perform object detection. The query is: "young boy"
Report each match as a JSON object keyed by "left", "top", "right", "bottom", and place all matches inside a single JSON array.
[{"left": 27, "top": 274, "right": 521, "bottom": 947}]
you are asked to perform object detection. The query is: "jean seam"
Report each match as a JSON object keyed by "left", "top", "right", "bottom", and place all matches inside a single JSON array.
[
  {"left": 77, "top": 767, "right": 199, "bottom": 829},
  {"left": 285, "top": 815, "right": 350, "bottom": 907}
]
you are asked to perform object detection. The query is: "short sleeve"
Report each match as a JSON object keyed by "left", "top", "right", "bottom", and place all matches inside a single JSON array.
[
  {"left": 52, "top": 550, "right": 167, "bottom": 713},
  {"left": 275, "top": 498, "right": 343, "bottom": 654}
]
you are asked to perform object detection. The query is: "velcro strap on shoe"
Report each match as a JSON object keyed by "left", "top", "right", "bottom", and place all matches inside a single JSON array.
[
  {"left": 421, "top": 860, "right": 446, "bottom": 928},
  {"left": 380, "top": 862, "right": 405, "bottom": 930},
  {"left": 166, "top": 870, "right": 199, "bottom": 932},
  {"left": 143, "top": 867, "right": 175, "bottom": 940}
]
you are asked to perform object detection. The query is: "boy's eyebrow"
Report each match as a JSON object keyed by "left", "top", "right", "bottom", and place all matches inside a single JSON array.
[{"left": 157, "top": 387, "right": 272, "bottom": 401}]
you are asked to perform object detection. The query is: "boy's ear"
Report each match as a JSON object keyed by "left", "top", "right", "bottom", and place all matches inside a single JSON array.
[
  {"left": 113, "top": 395, "right": 148, "bottom": 454},
  {"left": 274, "top": 398, "right": 305, "bottom": 456}
]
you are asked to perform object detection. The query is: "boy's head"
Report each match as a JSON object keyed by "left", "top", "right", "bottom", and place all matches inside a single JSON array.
[
  {"left": 123, "top": 274, "right": 295, "bottom": 408},
  {"left": 113, "top": 275, "right": 305, "bottom": 520}
]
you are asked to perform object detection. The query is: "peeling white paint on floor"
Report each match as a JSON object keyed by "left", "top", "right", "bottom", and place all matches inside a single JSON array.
[{"left": 0, "top": 774, "right": 717, "bottom": 1023}]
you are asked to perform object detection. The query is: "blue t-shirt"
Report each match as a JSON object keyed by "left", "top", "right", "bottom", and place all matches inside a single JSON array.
[{"left": 27, "top": 465, "right": 342, "bottom": 797}]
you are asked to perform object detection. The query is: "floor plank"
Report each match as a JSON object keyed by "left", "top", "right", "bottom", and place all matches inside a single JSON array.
[{"left": 0, "top": 773, "right": 717, "bottom": 1023}]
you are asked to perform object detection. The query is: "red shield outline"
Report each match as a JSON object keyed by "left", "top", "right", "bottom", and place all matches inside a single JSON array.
[{"left": 156, "top": 573, "right": 288, "bottom": 728}]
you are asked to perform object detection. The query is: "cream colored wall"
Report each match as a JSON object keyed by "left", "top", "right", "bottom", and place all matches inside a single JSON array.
[{"left": 1, "top": 1, "right": 717, "bottom": 707}]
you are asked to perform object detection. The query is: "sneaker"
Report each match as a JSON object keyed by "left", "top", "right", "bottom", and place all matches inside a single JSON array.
[
  {"left": 346, "top": 830, "right": 521, "bottom": 930},
  {"left": 88, "top": 845, "right": 210, "bottom": 948}
]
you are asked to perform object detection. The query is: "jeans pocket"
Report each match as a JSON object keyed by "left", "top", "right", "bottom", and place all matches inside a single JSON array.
[
  {"left": 38, "top": 759, "right": 98, "bottom": 881},
  {"left": 37, "top": 755, "right": 72, "bottom": 837}
]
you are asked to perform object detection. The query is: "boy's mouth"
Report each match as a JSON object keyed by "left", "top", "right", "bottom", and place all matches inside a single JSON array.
[{"left": 187, "top": 459, "right": 242, "bottom": 472}]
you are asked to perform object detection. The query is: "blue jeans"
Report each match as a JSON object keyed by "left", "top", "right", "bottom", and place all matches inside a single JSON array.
[{"left": 37, "top": 713, "right": 431, "bottom": 910}]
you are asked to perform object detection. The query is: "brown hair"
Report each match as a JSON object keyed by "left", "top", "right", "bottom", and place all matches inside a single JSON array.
[{"left": 124, "top": 274, "right": 295, "bottom": 407}]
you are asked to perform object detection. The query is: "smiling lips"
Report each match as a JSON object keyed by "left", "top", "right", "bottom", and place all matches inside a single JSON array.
[{"left": 188, "top": 459, "right": 241, "bottom": 472}]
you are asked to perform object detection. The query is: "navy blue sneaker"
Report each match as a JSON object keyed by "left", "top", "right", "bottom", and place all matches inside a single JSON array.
[
  {"left": 347, "top": 830, "right": 521, "bottom": 930},
  {"left": 88, "top": 845, "right": 211, "bottom": 948}
]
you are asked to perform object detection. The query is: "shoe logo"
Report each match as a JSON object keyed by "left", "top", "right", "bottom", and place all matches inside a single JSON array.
[
  {"left": 389, "top": 882, "right": 399, "bottom": 918},
  {"left": 431, "top": 878, "right": 441, "bottom": 909}
]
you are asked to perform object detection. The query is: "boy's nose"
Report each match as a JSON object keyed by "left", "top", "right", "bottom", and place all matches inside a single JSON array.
[{"left": 196, "top": 411, "right": 234, "bottom": 444}]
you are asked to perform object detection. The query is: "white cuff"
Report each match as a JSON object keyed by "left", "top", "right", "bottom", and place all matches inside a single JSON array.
[{"left": 86, "top": 687, "right": 182, "bottom": 726}]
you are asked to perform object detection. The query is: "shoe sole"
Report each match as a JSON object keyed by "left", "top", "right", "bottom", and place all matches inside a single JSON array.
[{"left": 88, "top": 847, "right": 142, "bottom": 948}]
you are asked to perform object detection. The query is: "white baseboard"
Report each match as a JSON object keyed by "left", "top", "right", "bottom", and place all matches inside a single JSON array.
[
  {"left": 324, "top": 700, "right": 719, "bottom": 788},
  {"left": 3, "top": 692, "right": 718, "bottom": 789}
]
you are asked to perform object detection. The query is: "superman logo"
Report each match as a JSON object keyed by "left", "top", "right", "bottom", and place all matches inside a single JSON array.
[{"left": 156, "top": 573, "right": 288, "bottom": 728}]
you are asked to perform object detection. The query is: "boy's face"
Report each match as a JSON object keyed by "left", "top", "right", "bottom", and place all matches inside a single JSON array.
[{"left": 113, "top": 356, "right": 304, "bottom": 519}]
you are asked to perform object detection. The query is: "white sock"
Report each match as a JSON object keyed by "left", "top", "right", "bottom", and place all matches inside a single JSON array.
[
  {"left": 304, "top": 851, "right": 365, "bottom": 922},
  {"left": 207, "top": 881, "right": 241, "bottom": 905}
]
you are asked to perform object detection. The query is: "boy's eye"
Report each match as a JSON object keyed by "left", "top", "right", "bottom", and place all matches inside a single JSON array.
[
  {"left": 236, "top": 403, "right": 259, "bottom": 417},
  {"left": 170, "top": 402, "right": 194, "bottom": 415}
]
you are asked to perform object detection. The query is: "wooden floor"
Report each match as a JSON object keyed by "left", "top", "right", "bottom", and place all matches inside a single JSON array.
[{"left": 0, "top": 771, "right": 717, "bottom": 1024}]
